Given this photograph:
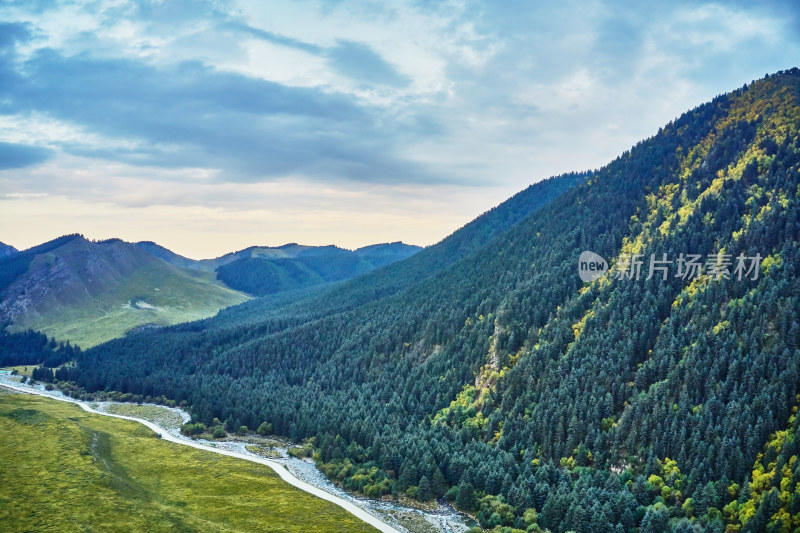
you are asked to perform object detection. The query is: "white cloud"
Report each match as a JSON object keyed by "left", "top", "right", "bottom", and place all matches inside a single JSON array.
[{"left": 1, "top": 0, "right": 799, "bottom": 255}]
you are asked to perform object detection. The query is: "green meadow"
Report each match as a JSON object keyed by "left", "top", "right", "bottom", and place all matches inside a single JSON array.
[
  {"left": 100, "top": 402, "right": 185, "bottom": 430},
  {"left": 10, "top": 258, "right": 249, "bottom": 348},
  {"left": 0, "top": 392, "right": 377, "bottom": 532}
]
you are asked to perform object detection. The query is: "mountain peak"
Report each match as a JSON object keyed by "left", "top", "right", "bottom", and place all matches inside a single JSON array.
[{"left": 0, "top": 242, "right": 18, "bottom": 258}]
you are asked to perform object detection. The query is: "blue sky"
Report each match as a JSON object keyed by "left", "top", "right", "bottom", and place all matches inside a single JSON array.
[{"left": 1, "top": 0, "right": 799, "bottom": 257}]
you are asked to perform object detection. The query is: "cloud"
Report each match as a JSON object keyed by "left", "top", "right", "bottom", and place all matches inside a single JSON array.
[
  {"left": 222, "top": 22, "right": 410, "bottom": 87},
  {"left": 220, "top": 21, "right": 324, "bottom": 55},
  {"left": 0, "top": 141, "right": 52, "bottom": 170},
  {"left": 1, "top": 0, "right": 799, "bottom": 256},
  {"left": 0, "top": 21, "right": 32, "bottom": 50},
  {"left": 0, "top": 46, "right": 443, "bottom": 183},
  {"left": 325, "top": 40, "right": 411, "bottom": 88}
]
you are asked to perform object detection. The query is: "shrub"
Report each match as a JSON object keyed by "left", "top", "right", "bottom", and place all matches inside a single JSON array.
[{"left": 180, "top": 423, "right": 206, "bottom": 436}]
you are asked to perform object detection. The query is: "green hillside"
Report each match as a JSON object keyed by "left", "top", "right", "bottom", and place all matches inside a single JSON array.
[
  {"left": 0, "top": 392, "right": 377, "bottom": 532},
  {"left": 214, "top": 244, "right": 414, "bottom": 297},
  {"left": 137, "top": 240, "right": 422, "bottom": 297},
  {"left": 0, "top": 236, "right": 248, "bottom": 347},
  {"left": 63, "top": 69, "right": 800, "bottom": 531}
]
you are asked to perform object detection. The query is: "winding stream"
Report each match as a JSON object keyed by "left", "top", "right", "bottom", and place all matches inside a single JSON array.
[{"left": 0, "top": 376, "right": 471, "bottom": 533}]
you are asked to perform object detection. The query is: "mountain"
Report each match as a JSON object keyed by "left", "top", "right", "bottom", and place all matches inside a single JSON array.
[
  {"left": 1, "top": 236, "right": 420, "bottom": 347},
  {"left": 0, "top": 242, "right": 17, "bottom": 258},
  {"left": 134, "top": 240, "right": 202, "bottom": 270},
  {"left": 66, "top": 70, "right": 800, "bottom": 531},
  {"left": 133, "top": 241, "right": 274, "bottom": 271},
  {"left": 0, "top": 235, "right": 248, "bottom": 347},
  {"left": 209, "top": 170, "right": 590, "bottom": 329},
  {"left": 354, "top": 242, "right": 423, "bottom": 268},
  {"left": 215, "top": 242, "right": 422, "bottom": 296},
  {"left": 136, "top": 240, "right": 422, "bottom": 296}
]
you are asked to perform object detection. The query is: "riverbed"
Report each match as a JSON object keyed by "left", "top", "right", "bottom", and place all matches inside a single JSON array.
[{"left": 0, "top": 374, "right": 472, "bottom": 533}]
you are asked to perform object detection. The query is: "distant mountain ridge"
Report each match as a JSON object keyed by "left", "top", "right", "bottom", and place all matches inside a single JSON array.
[
  {"left": 0, "top": 236, "right": 422, "bottom": 345},
  {"left": 0, "top": 234, "right": 248, "bottom": 347},
  {"left": 136, "top": 240, "right": 421, "bottom": 269},
  {"left": 137, "top": 240, "right": 422, "bottom": 296},
  {"left": 215, "top": 242, "right": 422, "bottom": 296},
  {"left": 0, "top": 242, "right": 17, "bottom": 258},
  {"left": 353, "top": 241, "right": 426, "bottom": 268}
]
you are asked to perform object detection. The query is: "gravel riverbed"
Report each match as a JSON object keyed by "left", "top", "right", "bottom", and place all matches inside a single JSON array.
[{"left": 0, "top": 374, "right": 472, "bottom": 533}]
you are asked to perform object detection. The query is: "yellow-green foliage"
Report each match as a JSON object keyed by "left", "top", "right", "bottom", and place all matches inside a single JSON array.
[
  {"left": 0, "top": 393, "right": 377, "bottom": 532},
  {"left": 608, "top": 74, "right": 799, "bottom": 285},
  {"left": 571, "top": 309, "right": 594, "bottom": 340},
  {"left": 761, "top": 253, "right": 783, "bottom": 275},
  {"left": 432, "top": 342, "right": 526, "bottom": 435},
  {"left": 318, "top": 458, "right": 392, "bottom": 499},
  {"left": 671, "top": 276, "right": 712, "bottom": 309},
  {"left": 655, "top": 458, "right": 685, "bottom": 504},
  {"left": 433, "top": 321, "right": 526, "bottom": 434},
  {"left": 432, "top": 385, "right": 488, "bottom": 431},
  {"left": 712, "top": 320, "right": 730, "bottom": 336},
  {"left": 727, "top": 400, "right": 800, "bottom": 531}
]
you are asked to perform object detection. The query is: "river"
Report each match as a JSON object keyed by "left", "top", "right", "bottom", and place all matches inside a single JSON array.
[{"left": 0, "top": 375, "right": 472, "bottom": 533}]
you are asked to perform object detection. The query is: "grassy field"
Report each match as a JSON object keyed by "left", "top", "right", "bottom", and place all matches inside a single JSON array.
[
  {"left": 0, "top": 392, "right": 377, "bottom": 532},
  {"left": 9, "top": 243, "right": 249, "bottom": 348},
  {"left": 12, "top": 263, "right": 249, "bottom": 348},
  {"left": 0, "top": 365, "right": 35, "bottom": 377},
  {"left": 100, "top": 403, "right": 185, "bottom": 430},
  {"left": 246, "top": 444, "right": 283, "bottom": 459}
]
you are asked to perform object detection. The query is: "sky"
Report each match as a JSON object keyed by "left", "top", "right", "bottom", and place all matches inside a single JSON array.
[{"left": 1, "top": 1, "right": 799, "bottom": 258}]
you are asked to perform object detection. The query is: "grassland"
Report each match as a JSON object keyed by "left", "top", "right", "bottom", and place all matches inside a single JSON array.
[
  {"left": 0, "top": 392, "right": 377, "bottom": 532},
  {"left": 246, "top": 444, "right": 283, "bottom": 459},
  {"left": 0, "top": 365, "right": 35, "bottom": 377},
  {"left": 13, "top": 263, "right": 249, "bottom": 348},
  {"left": 7, "top": 239, "right": 250, "bottom": 348},
  {"left": 100, "top": 403, "right": 185, "bottom": 430}
]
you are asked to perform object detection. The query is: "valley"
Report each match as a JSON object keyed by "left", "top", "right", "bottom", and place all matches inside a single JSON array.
[
  {"left": 0, "top": 376, "right": 472, "bottom": 533},
  {"left": 0, "top": 386, "right": 382, "bottom": 532},
  {"left": 48, "top": 69, "right": 800, "bottom": 531},
  {"left": 0, "top": 12, "right": 798, "bottom": 528}
]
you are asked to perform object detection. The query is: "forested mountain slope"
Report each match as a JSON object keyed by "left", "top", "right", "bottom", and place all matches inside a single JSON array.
[
  {"left": 68, "top": 70, "right": 800, "bottom": 531},
  {"left": 209, "top": 170, "right": 589, "bottom": 328}
]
